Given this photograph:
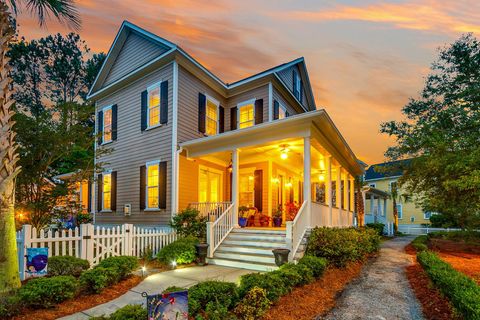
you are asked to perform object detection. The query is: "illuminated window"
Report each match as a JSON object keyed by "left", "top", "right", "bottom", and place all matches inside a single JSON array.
[
  {"left": 278, "top": 105, "right": 287, "bottom": 120},
  {"left": 239, "top": 173, "right": 254, "bottom": 207},
  {"left": 146, "top": 162, "right": 159, "bottom": 209},
  {"left": 147, "top": 83, "right": 161, "bottom": 128},
  {"left": 206, "top": 96, "right": 218, "bottom": 135},
  {"left": 238, "top": 102, "right": 254, "bottom": 129},
  {"left": 103, "top": 106, "right": 112, "bottom": 143},
  {"left": 102, "top": 173, "right": 112, "bottom": 211},
  {"left": 199, "top": 168, "right": 222, "bottom": 202}
]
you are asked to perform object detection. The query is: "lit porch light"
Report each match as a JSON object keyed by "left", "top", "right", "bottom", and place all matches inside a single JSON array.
[
  {"left": 280, "top": 144, "right": 289, "bottom": 160},
  {"left": 319, "top": 174, "right": 325, "bottom": 182}
]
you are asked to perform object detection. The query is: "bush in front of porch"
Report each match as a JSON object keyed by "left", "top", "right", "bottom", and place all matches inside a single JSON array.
[{"left": 157, "top": 236, "right": 199, "bottom": 265}]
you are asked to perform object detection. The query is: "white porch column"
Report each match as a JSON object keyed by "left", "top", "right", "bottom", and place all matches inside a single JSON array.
[
  {"left": 232, "top": 148, "right": 239, "bottom": 226},
  {"left": 349, "top": 177, "right": 355, "bottom": 212},
  {"left": 325, "top": 156, "right": 332, "bottom": 225},
  {"left": 343, "top": 169, "right": 349, "bottom": 211},
  {"left": 384, "top": 198, "right": 387, "bottom": 218},
  {"left": 336, "top": 166, "right": 342, "bottom": 211},
  {"left": 377, "top": 197, "right": 381, "bottom": 220},
  {"left": 370, "top": 194, "right": 375, "bottom": 222},
  {"left": 303, "top": 137, "right": 311, "bottom": 226}
]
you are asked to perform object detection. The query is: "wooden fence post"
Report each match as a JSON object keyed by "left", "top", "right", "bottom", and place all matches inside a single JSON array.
[
  {"left": 123, "top": 224, "right": 134, "bottom": 256},
  {"left": 80, "top": 224, "right": 95, "bottom": 266}
]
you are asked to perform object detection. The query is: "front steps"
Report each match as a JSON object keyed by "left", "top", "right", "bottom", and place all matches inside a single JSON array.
[{"left": 207, "top": 228, "right": 286, "bottom": 272}]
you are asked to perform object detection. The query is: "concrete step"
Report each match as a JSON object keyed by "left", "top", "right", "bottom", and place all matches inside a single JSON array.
[
  {"left": 222, "top": 239, "right": 287, "bottom": 248},
  {"left": 217, "top": 244, "right": 280, "bottom": 255},
  {"left": 227, "top": 233, "right": 286, "bottom": 242},
  {"left": 232, "top": 228, "right": 286, "bottom": 235},
  {"left": 214, "top": 251, "right": 276, "bottom": 264},
  {"left": 207, "top": 258, "right": 277, "bottom": 272}
]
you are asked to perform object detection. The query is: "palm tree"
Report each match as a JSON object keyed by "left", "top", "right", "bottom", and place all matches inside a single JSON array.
[
  {"left": 390, "top": 182, "right": 399, "bottom": 233},
  {"left": 0, "top": 0, "right": 79, "bottom": 293},
  {"left": 354, "top": 176, "right": 366, "bottom": 227}
]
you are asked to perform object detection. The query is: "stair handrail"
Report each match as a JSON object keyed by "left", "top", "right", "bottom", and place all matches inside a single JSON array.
[
  {"left": 286, "top": 200, "right": 309, "bottom": 261},
  {"left": 206, "top": 203, "right": 235, "bottom": 258}
]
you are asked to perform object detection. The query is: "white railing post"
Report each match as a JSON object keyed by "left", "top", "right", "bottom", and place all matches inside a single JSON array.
[
  {"left": 303, "top": 137, "right": 311, "bottom": 227},
  {"left": 20, "top": 225, "right": 31, "bottom": 281},
  {"left": 286, "top": 221, "right": 293, "bottom": 260},
  {"left": 206, "top": 221, "right": 214, "bottom": 258}
]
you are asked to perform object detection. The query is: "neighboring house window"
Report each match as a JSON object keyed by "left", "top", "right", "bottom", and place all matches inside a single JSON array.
[
  {"left": 410, "top": 216, "right": 415, "bottom": 223},
  {"left": 369, "top": 183, "right": 376, "bottom": 188},
  {"left": 102, "top": 172, "right": 112, "bottom": 211},
  {"left": 147, "top": 83, "right": 161, "bottom": 128},
  {"left": 206, "top": 96, "right": 219, "bottom": 136},
  {"left": 396, "top": 204, "right": 403, "bottom": 219},
  {"left": 146, "top": 161, "right": 160, "bottom": 209},
  {"left": 389, "top": 181, "right": 398, "bottom": 192},
  {"left": 238, "top": 100, "right": 255, "bottom": 129},
  {"left": 278, "top": 104, "right": 287, "bottom": 120},
  {"left": 103, "top": 106, "right": 112, "bottom": 143}
]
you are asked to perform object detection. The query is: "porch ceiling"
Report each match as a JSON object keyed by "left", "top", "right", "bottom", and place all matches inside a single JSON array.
[{"left": 180, "top": 110, "right": 363, "bottom": 176}]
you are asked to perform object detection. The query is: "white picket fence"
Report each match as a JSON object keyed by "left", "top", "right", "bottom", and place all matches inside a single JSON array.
[
  {"left": 16, "top": 224, "right": 176, "bottom": 280},
  {"left": 398, "top": 225, "right": 463, "bottom": 235}
]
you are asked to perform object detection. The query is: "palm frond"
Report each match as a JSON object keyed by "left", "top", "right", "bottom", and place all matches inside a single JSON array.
[{"left": 24, "top": 0, "right": 81, "bottom": 30}]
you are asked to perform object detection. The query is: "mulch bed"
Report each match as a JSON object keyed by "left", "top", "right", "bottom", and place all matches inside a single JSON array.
[
  {"left": 12, "top": 275, "right": 142, "bottom": 320},
  {"left": 404, "top": 244, "right": 458, "bottom": 320},
  {"left": 262, "top": 260, "right": 365, "bottom": 320}
]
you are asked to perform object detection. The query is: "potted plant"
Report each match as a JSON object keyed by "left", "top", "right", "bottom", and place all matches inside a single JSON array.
[
  {"left": 273, "top": 205, "right": 283, "bottom": 227},
  {"left": 260, "top": 214, "right": 271, "bottom": 227},
  {"left": 285, "top": 201, "right": 300, "bottom": 221},
  {"left": 238, "top": 206, "right": 249, "bottom": 228}
]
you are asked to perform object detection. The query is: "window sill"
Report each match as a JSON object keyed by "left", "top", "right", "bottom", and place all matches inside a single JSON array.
[
  {"left": 101, "top": 140, "right": 113, "bottom": 146},
  {"left": 145, "top": 124, "right": 162, "bottom": 131},
  {"left": 100, "top": 210, "right": 112, "bottom": 213},
  {"left": 144, "top": 208, "right": 162, "bottom": 212}
]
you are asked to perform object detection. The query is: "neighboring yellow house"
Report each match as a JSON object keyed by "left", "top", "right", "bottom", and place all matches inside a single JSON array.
[{"left": 364, "top": 160, "right": 433, "bottom": 226}]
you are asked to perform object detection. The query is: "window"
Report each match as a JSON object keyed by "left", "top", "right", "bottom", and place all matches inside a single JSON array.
[
  {"left": 239, "top": 172, "right": 254, "bottom": 207},
  {"left": 206, "top": 96, "right": 219, "bottom": 135},
  {"left": 199, "top": 167, "right": 222, "bottom": 203},
  {"left": 103, "top": 106, "right": 112, "bottom": 143},
  {"left": 294, "top": 72, "right": 302, "bottom": 100},
  {"left": 238, "top": 101, "right": 254, "bottom": 129},
  {"left": 278, "top": 104, "right": 287, "bottom": 120},
  {"left": 369, "top": 183, "right": 376, "bottom": 188},
  {"left": 396, "top": 204, "right": 403, "bottom": 219},
  {"left": 146, "top": 162, "right": 159, "bottom": 209},
  {"left": 147, "top": 83, "right": 161, "bottom": 128},
  {"left": 102, "top": 172, "right": 112, "bottom": 211}
]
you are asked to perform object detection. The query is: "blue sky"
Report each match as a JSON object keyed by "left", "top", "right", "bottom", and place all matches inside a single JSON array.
[{"left": 15, "top": 0, "right": 480, "bottom": 163}]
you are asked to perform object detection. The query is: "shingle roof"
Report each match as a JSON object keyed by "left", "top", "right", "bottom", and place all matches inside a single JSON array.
[{"left": 364, "top": 159, "right": 411, "bottom": 181}]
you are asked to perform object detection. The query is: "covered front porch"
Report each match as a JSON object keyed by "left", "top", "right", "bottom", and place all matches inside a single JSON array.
[{"left": 179, "top": 111, "right": 362, "bottom": 263}]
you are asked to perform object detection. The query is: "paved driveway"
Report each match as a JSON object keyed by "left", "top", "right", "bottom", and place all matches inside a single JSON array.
[
  {"left": 320, "top": 237, "right": 424, "bottom": 320},
  {"left": 59, "top": 265, "right": 253, "bottom": 320}
]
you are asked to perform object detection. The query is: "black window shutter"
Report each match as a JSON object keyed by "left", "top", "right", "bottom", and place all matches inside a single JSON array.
[
  {"left": 111, "top": 171, "right": 117, "bottom": 211},
  {"left": 159, "top": 161, "right": 167, "bottom": 210},
  {"left": 219, "top": 106, "right": 225, "bottom": 133},
  {"left": 87, "top": 181, "right": 92, "bottom": 213},
  {"left": 140, "top": 166, "right": 146, "bottom": 210},
  {"left": 141, "top": 90, "right": 148, "bottom": 131},
  {"left": 285, "top": 110, "right": 290, "bottom": 117},
  {"left": 292, "top": 69, "right": 297, "bottom": 98},
  {"left": 97, "top": 111, "right": 103, "bottom": 145},
  {"left": 255, "top": 99, "right": 263, "bottom": 125},
  {"left": 230, "top": 106, "right": 237, "bottom": 130},
  {"left": 97, "top": 174, "right": 103, "bottom": 211},
  {"left": 289, "top": 183, "right": 294, "bottom": 202},
  {"left": 254, "top": 170, "right": 263, "bottom": 212},
  {"left": 160, "top": 81, "right": 168, "bottom": 124},
  {"left": 112, "top": 104, "right": 118, "bottom": 141},
  {"left": 198, "top": 93, "right": 206, "bottom": 133},
  {"left": 273, "top": 100, "right": 279, "bottom": 120}
]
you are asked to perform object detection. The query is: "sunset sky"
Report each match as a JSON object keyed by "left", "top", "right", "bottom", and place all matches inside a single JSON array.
[{"left": 15, "top": 0, "right": 480, "bottom": 164}]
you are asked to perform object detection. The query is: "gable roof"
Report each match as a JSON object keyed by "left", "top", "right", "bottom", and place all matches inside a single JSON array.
[
  {"left": 364, "top": 159, "right": 412, "bottom": 181},
  {"left": 88, "top": 21, "right": 316, "bottom": 111}
]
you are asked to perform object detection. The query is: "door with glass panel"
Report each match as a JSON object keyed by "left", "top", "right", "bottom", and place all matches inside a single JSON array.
[{"left": 199, "top": 168, "right": 223, "bottom": 220}]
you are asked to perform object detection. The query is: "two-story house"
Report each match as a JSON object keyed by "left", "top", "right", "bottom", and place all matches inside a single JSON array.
[{"left": 87, "top": 21, "right": 363, "bottom": 270}]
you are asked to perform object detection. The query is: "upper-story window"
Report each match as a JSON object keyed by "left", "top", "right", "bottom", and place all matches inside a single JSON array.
[
  {"left": 238, "top": 100, "right": 255, "bottom": 129},
  {"left": 294, "top": 71, "right": 302, "bottom": 101},
  {"left": 103, "top": 106, "right": 112, "bottom": 143},
  {"left": 206, "top": 96, "right": 219, "bottom": 135},
  {"left": 369, "top": 183, "right": 376, "bottom": 188},
  {"left": 147, "top": 83, "right": 161, "bottom": 128},
  {"left": 278, "top": 104, "right": 287, "bottom": 120},
  {"left": 102, "top": 172, "right": 112, "bottom": 211},
  {"left": 146, "top": 161, "right": 160, "bottom": 209}
]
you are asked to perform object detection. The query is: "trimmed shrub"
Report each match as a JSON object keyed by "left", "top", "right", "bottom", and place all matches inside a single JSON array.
[
  {"left": 17, "top": 275, "right": 79, "bottom": 308},
  {"left": 163, "top": 286, "right": 186, "bottom": 293},
  {"left": 90, "top": 304, "right": 147, "bottom": 320},
  {"left": 278, "top": 263, "right": 313, "bottom": 287},
  {"left": 0, "top": 294, "right": 23, "bottom": 317},
  {"left": 98, "top": 256, "right": 138, "bottom": 280},
  {"left": 428, "top": 230, "right": 480, "bottom": 244},
  {"left": 306, "top": 227, "right": 380, "bottom": 267},
  {"left": 204, "top": 301, "right": 232, "bottom": 320},
  {"left": 157, "top": 236, "right": 199, "bottom": 265},
  {"left": 366, "top": 223, "right": 385, "bottom": 236},
  {"left": 79, "top": 266, "right": 119, "bottom": 293},
  {"left": 48, "top": 255, "right": 90, "bottom": 277},
  {"left": 298, "top": 255, "right": 328, "bottom": 278},
  {"left": 239, "top": 272, "right": 288, "bottom": 302},
  {"left": 411, "top": 235, "right": 428, "bottom": 252},
  {"left": 188, "top": 280, "right": 239, "bottom": 315},
  {"left": 417, "top": 251, "right": 480, "bottom": 319},
  {"left": 234, "top": 287, "right": 271, "bottom": 320}
]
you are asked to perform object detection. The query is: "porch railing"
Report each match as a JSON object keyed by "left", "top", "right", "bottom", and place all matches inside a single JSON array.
[
  {"left": 286, "top": 200, "right": 309, "bottom": 261},
  {"left": 206, "top": 203, "right": 235, "bottom": 258},
  {"left": 188, "top": 202, "right": 232, "bottom": 221}
]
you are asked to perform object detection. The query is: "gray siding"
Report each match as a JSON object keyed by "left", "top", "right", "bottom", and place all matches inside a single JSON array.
[
  {"left": 276, "top": 65, "right": 308, "bottom": 110},
  {"left": 225, "top": 84, "right": 269, "bottom": 131},
  {"left": 272, "top": 86, "right": 298, "bottom": 116},
  {"left": 95, "top": 63, "right": 174, "bottom": 225},
  {"left": 177, "top": 66, "right": 227, "bottom": 143},
  {"left": 103, "top": 32, "right": 170, "bottom": 87}
]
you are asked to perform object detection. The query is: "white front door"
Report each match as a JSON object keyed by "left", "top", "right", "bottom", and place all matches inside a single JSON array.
[{"left": 199, "top": 168, "right": 222, "bottom": 203}]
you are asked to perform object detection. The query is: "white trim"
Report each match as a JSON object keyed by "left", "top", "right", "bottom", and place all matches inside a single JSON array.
[
  {"left": 237, "top": 98, "right": 256, "bottom": 129},
  {"left": 102, "top": 170, "right": 113, "bottom": 212},
  {"left": 101, "top": 105, "right": 113, "bottom": 144},
  {"left": 268, "top": 82, "right": 273, "bottom": 122},
  {"left": 146, "top": 81, "right": 162, "bottom": 129},
  {"left": 145, "top": 160, "right": 161, "bottom": 210},
  {"left": 171, "top": 61, "right": 179, "bottom": 216},
  {"left": 205, "top": 94, "right": 220, "bottom": 136},
  {"left": 364, "top": 175, "right": 402, "bottom": 183}
]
